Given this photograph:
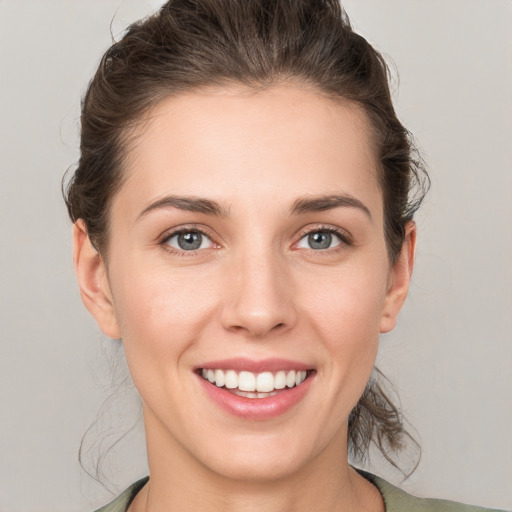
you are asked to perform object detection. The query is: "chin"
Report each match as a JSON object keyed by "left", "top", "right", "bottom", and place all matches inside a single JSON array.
[
  {"left": 192, "top": 429, "right": 328, "bottom": 484},
  {"left": 204, "top": 451, "right": 305, "bottom": 483}
]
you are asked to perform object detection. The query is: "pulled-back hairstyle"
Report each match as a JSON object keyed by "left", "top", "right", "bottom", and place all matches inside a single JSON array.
[{"left": 65, "top": 0, "right": 427, "bottom": 475}]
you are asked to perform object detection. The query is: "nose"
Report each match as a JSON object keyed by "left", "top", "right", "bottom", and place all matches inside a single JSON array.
[{"left": 220, "top": 249, "right": 297, "bottom": 338}]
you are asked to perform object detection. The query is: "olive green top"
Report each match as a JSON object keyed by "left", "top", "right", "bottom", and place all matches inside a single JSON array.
[{"left": 94, "top": 473, "right": 509, "bottom": 512}]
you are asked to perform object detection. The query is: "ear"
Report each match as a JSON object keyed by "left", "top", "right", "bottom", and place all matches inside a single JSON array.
[
  {"left": 379, "top": 221, "right": 416, "bottom": 333},
  {"left": 73, "top": 220, "right": 121, "bottom": 339}
]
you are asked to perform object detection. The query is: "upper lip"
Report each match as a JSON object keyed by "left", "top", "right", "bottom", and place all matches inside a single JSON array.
[{"left": 196, "top": 358, "right": 312, "bottom": 373}]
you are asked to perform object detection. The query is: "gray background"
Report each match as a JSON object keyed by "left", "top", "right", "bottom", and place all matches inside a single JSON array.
[{"left": 0, "top": 1, "right": 511, "bottom": 511}]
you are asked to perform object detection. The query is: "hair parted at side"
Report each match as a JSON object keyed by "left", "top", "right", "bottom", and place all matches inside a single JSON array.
[{"left": 65, "top": 0, "right": 427, "bottom": 476}]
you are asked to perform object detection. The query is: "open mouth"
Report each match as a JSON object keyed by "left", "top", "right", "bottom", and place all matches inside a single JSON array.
[{"left": 198, "top": 368, "right": 313, "bottom": 399}]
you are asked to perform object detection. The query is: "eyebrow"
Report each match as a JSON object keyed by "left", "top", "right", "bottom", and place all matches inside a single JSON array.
[
  {"left": 137, "top": 195, "right": 229, "bottom": 219},
  {"left": 290, "top": 194, "right": 372, "bottom": 221},
  {"left": 137, "top": 193, "right": 372, "bottom": 221}
]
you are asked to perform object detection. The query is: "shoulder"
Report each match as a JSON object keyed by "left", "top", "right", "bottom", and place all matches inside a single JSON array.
[
  {"left": 93, "top": 477, "right": 149, "bottom": 512},
  {"left": 94, "top": 473, "right": 509, "bottom": 512},
  {"left": 362, "top": 471, "right": 510, "bottom": 512}
]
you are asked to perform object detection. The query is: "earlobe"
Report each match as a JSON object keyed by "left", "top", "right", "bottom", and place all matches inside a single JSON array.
[
  {"left": 73, "top": 220, "right": 121, "bottom": 339},
  {"left": 379, "top": 222, "right": 417, "bottom": 334}
]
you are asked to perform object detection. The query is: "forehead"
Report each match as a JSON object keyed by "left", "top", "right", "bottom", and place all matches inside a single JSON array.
[{"left": 117, "top": 84, "right": 382, "bottom": 218}]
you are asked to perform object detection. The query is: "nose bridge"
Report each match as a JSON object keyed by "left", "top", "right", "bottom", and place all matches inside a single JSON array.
[{"left": 221, "top": 240, "right": 296, "bottom": 337}]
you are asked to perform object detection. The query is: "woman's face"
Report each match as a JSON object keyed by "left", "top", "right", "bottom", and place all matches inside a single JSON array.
[{"left": 75, "top": 84, "right": 413, "bottom": 482}]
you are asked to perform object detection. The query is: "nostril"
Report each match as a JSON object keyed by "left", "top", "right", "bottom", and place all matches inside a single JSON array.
[{"left": 220, "top": 293, "right": 297, "bottom": 337}]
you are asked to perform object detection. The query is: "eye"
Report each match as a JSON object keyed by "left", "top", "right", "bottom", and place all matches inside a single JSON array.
[
  {"left": 164, "top": 230, "right": 214, "bottom": 251},
  {"left": 297, "top": 229, "right": 343, "bottom": 250}
]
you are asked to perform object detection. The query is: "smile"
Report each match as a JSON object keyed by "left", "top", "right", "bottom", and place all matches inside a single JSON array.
[
  {"left": 200, "top": 369, "right": 309, "bottom": 398},
  {"left": 196, "top": 359, "right": 315, "bottom": 419}
]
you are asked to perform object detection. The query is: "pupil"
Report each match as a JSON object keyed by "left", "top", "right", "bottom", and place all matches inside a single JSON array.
[
  {"left": 178, "top": 232, "right": 202, "bottom": 250},
  {"left": 309, "top": 232, "right": 331, "bottom": 250}
]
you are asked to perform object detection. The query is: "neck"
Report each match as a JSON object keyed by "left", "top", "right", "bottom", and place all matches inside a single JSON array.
[{"left": 130, "top": 407, "right": 384, "bottom": 512}]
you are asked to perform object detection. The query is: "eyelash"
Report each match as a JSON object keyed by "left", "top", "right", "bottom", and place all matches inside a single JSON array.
[
  {"left": 295, "top": 225, "right": 352, "bottom": 251},
  {"left": 159, "top": 224, "right": 352, "bottom": 256},
  {"left": 159, "top": 225, "right": 218, "bottom": 256}
]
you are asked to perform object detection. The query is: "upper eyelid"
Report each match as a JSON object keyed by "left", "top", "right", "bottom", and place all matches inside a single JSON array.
[
  {"left": 159, "top": 226, "right": 219, "bottom": 256},
  {"left": 295, "top": 224, "right": 352, "bottom": 242},
  {"left": 157, "top": 223, "right": 352, "bottom": 247},
  {"left": 293, "top": 227, "right": 353, "bottom": 255},
  {"left": 159, "top": 224, "right": 217, "bottom": 243}
]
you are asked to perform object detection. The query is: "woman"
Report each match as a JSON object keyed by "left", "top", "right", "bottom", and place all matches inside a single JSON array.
[{"left": 64, "top": 1, "right": 505, "bottom": 511}]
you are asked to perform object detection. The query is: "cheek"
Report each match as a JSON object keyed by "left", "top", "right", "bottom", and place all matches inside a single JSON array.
[
  {"left": 109, "top": 262, "right": 221, "bottom": 380},
  {"left": 108, "top": 267, "right": 226, "bottom": 426},
  {"left": 303, "top": 263, "right": 388, "bottom": 334},
  {"left": 297, "top": 260, "right": 389, "bottom": 378},
  {"left": 113, "top": 256, "right": 217, "bottom": 327}
]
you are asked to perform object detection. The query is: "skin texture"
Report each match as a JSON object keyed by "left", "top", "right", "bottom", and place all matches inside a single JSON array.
[{"left": 74, "top": 84, "right": 415, "bottom": 512}]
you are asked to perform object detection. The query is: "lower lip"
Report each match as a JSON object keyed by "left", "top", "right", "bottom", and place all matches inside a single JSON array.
[{"left": 197, "top": 373, "right": 314, "bottom": 420}]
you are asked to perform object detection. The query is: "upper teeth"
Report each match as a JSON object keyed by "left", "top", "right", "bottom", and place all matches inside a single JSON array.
[{"left": 201, "top": 369, "right": 308, "bottom": 392}]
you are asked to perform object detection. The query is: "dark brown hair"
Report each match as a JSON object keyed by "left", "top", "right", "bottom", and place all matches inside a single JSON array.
[{"left": 65, "top": 0, "right": 427, "bottom": 474}]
